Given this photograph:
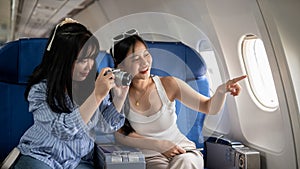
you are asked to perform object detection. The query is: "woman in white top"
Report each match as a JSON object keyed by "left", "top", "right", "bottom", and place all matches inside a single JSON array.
[{"left": 110, "top": 29, "right": 247, "bottom": 169}]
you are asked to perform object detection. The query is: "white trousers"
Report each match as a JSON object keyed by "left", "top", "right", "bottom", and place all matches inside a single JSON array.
[{"left": 145, "top": 150, "right": 204, "bottom": 169}]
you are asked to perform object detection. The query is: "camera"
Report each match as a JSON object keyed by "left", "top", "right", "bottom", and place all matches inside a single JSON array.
[{"left": 105, "top": 69, "right": 133, "bottom": 86}]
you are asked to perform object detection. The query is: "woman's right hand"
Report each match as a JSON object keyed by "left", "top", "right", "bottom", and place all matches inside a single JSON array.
[
  {"left": 156, "top": 140, "right": 186, "bottom": 159},
  {"left": 94, "top": 67, "right": 115, "bottom": 102}
]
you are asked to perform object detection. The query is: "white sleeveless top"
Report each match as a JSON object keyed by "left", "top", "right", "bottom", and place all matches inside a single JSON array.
[{"left": 127, "top": 76, "right": 195, "bottom": 157}]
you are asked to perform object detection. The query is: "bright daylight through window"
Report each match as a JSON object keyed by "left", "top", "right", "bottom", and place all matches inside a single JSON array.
[{"left": 242, "top": 35, "right": 279, "bottom": 110}]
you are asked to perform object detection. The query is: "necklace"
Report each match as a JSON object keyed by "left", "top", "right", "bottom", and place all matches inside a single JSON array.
[{"left": 132, "top": 79, "right": 150, "bottom": 106}]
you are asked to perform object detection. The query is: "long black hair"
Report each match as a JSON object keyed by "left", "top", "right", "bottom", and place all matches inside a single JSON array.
[
  {"left": 110, "top": 34, "right": 147, "bottom": 68},
  {"left": 25, "top": 21, "right": 100, "bottom": 113},
  {"left": 110, "top": 34, "right": 148, "bottom": 135}
]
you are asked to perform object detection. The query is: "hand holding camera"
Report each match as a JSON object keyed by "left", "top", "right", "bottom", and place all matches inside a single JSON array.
[
  {"left": 104, "top": 69, "right": 133, "bottom": 86},
  {"left": 104, "top": 69, "right": 132, "bottom": 112}
]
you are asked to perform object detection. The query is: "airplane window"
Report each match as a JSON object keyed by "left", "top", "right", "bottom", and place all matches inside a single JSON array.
[{"left": 241, "top": 35, "right": 279, "bottom": 110}]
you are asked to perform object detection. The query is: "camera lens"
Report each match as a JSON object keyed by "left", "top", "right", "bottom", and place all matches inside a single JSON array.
[
  {"left": 121, "top": 72, "right": 133, "bottom": 86},
  {"left": 114, "top": 70, "right": 133, "bottom": 86}
]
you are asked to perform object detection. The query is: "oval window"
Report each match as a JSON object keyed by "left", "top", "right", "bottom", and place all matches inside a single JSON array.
[{"left": 241, "top": 34, "right": 279, "bottom": 110}]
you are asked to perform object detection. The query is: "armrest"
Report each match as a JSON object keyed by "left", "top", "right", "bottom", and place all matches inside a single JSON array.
[{"left": 0, "top": 147, "right": 20, "bottom": 169}]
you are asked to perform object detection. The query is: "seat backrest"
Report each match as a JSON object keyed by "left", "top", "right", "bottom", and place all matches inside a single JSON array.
[
  {"left": 0, "top": 38, "right": 209, "bottom": 161},
  {"left": 0, "top": 38, "right": 47, "bottom": 161},
  {"left": 96, "top": 41, "right": 209, "bottom": 148},
  {"left": 147, "top": 41, "right": 209, "bottom": 148}
]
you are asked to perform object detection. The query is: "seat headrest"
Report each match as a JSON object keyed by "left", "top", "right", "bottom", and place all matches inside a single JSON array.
[
  {"left": 0, "top": 38, "right": 47, "bottom": 84},
  {"left": 96, "top": 51, "right": 115, "bottom": 72},
  {"left": 146, "top": 41, "right": 207, "bottom": 80},
  {"left": 95, "top": 41, "right": 207, "bottom": 81},
  {"left": 185, "top": 47, "right": 207, "bottom": 79}
]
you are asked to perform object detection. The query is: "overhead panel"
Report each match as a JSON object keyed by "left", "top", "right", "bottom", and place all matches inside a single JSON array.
[
  {"left": 0, "top": 0, "right": 11, "bottom": 43},
  {"left": 15, "top": 0, "right": 93, "bottom": 38}
]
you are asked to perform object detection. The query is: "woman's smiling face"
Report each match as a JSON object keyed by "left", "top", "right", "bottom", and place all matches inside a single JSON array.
[{"left": 118, "top": 40, "right": 152, "bottom": 80}]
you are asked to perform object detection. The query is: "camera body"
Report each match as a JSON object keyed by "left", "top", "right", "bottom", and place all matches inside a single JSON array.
[{"left": 105, "top": 69, "right": 133, "bottom": 86}]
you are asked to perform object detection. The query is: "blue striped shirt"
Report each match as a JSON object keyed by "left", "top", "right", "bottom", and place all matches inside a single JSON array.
[{"left": 17, "top": 81, "right": 125, "bottom": 169}]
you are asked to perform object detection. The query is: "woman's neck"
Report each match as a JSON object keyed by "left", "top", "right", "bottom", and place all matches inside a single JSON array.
[
  {"left": 131, "top": 77, "right": 152, "bottom": 92},
  {"left": 129, "top": 76, "right": 153, "bottom": 107}
]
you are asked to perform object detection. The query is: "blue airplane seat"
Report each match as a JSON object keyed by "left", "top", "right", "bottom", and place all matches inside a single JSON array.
[
  {"left": 96, "top": 41, "right": 209, "bottom": 149},
  {"left": 96, "top": 51, "right": 115, "bottom": 72},
  {"left": 182, "top": 46, "right": 209, "bottom": 149},
  {"left": 0, "top": 38, "right": 48, "bottom": 162},
  {"left": 0, "top": 38, "right": 209, "bottom": 168},
  {"left": 147, "top": 41, "right": 209, "bottom": 149},
  {"left": 95, "top": 42, "right": 209, "bottom": 169}
]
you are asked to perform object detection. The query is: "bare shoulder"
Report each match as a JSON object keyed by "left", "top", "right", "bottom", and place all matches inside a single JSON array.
[
  {"left": 159, "top": 76, "right": 179, "bottom": 101},
  {"left": 160, "top": 76, "right": 178, "bottom": 86}
]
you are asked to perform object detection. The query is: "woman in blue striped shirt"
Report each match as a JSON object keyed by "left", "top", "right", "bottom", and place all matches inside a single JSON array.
[{"left": 12, "top": 18, "right": 128, "bottom": 169}]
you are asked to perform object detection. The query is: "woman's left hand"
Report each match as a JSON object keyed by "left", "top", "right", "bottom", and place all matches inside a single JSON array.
[{"left": 225, "top": 75, "right": 247, "bottom": 96}]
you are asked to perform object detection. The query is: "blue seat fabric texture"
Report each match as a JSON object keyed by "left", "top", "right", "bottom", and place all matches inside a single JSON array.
[
  {"left": 147, "top": 42, "right": 209, "bottom": 148},
  {"left": 0, "top": 38, "right": 47, "bottom": 161},
  {"left": 97, "top": 41, "right": 210, "bottom": 149},
  {"left": 0, "top": 38, "right": 209, "bottom": 162}
]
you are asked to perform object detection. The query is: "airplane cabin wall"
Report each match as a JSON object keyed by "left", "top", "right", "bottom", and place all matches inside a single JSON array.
[
  {"left": 70, "top": 0, "right": 299, "bottom": 168},
  {"left": 205, "top": 0, "right": 298, "bottom": 168},
  {"left": 257, "top": 0, "right": 300, "bottom": 167}
]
